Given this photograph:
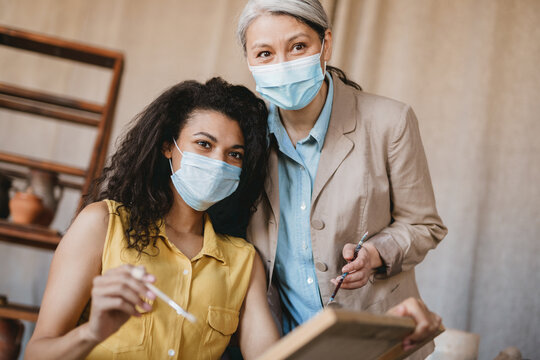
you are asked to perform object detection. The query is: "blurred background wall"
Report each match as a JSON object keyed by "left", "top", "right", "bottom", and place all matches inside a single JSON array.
[{"left": 0, "top": 0, "right": 539, "bottom": 358}]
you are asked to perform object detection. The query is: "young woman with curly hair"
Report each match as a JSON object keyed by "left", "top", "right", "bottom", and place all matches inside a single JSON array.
[{"left": 25, "top": 77, "right": 279, "bottom": 360}]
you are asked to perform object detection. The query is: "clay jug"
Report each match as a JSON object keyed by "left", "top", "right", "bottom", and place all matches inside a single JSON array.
[
  {"left": 0, "top": 317, "right": 24, "bottom": 360},
  {"left": 9, "top": 189, "right": 45, "bottom": 225},
  {"left": 29, "top": 169, "right": 62, "bottom": 213}
]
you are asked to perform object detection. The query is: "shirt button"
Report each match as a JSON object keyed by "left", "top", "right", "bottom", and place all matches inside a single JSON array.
[
  {"left": 300, "top": 202, "right": 306, "bottom": 211},
  {"left": 183, "top": 269, "right": 189, "bottom": 275},
  {"left": 168, "top": 349, "right": 176, "bottom": 356},
  {"left": 307, "top": 277, "right": 314, "bottom": 284},
  {"left": 302, "top": 241, "right": 307, "bottom": 250}
]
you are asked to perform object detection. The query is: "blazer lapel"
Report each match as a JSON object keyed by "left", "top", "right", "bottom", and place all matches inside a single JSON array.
[
  {"left": 312, "top": 76, "right": 358, "bottom": 204},
  {"left": 265, "top": 143, "right": 280, "bottom": 226}
]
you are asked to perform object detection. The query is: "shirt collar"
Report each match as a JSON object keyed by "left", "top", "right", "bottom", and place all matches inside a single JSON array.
[
  {"left": 193, "top": 215, "right": 226, "bottom": 263},
  {"left": 160, "top": 214, "right": 226, "bottom": 264},
  {"left": 268, "top": 72, "right": 333, "bottom": 151}
]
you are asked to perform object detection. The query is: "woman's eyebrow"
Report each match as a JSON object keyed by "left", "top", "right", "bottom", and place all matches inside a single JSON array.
[
  {"left": 250, "top": 41, "right": 271, "bottom": 50},
  {"left": 193, "top": 132, "right": 244, "bottom": 150},
  {"left": 250, "top": 32, "right": 310, "bottom": 51},
  {"left": 193, "top": 132, "right": 217, "bottom": 142},
  {"left": 285, "top": 32, "right": 310, "bottom": 43}
]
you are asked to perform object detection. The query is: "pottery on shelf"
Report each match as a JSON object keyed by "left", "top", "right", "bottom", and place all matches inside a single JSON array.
[
  {"left": 8, "top": 189, "right": 46, "bottom": 225},
  {"left": 0, "top": 306, "right": 25, "bottom": 360},
  {"left": 29, "top": 169, "right": 62, "bottom": 213}
]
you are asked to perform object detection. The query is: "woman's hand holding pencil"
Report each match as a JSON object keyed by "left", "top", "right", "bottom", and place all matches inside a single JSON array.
[{"left": 329, "top": 231, "right": 385, "bottom": 298}]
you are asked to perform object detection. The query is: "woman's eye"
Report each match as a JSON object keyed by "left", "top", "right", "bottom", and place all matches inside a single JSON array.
[
  {"left": 229, "top": 151, "right": 243, "bottom": 160},
  {"left": 197, "top": 140, "right": 211, "bottom": 148},
  {"left": 292, "top": 43, "right": 305, "bottom": 52},
  {"left": 257, "top": 50, "right": 271, "bottom": 58}
]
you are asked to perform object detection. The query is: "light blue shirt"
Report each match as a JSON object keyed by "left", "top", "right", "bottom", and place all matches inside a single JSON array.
[{"left": 269, "top": 74, "right": 334, "bottom": 334}]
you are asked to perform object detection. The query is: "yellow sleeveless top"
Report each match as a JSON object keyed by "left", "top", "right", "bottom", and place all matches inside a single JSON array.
[{"left": 86, "top": 200, "right": 255, "bottom": 360}]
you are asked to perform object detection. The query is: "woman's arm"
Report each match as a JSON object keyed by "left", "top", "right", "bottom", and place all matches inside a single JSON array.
[
  {"left": 336, "top": 106, "right": 448, "bottom": 288},
  {"left": 369, "top": 106, "right": 448, "bottom": 276},
  {"left": 238, "top": 253, "right": 280, "bottom": 360},
  {"left": 25, "top": 202, "right": 154, "bottom": 360}
]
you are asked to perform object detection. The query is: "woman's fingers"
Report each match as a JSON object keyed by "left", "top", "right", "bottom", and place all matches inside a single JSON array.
[
  {"left": 94, "top": 296, "right": 144, "bottom": 318},
  {"left": 332, "top": 245, "right": 373, "bottom": 290},
  {"left": 387, "top": 297, "right": 443, "bottom": 350},
  {"left": 339, "top": 278, "right": 369, "bottom": 289},
  {"left": 94, "top": 269, "right": 155, "bottom": 301},
  {"left": 341, "top": 247, "right": 369, "bottom": 273},
  {"left": 329, "top": 270, "right": 371, "bottom": 289},
  {"left": 86, "top": 265, "right": 158, "bottom": 342},
  {"left": 92, "top": 283, "right": 152, "bottom": 312},
  {"left": 92, "top": 265, "right": 156, "bottom": 313},
  {"left": 342, "top": 243, "right": 357, "bottom": 261},
  {"left": 100, "top": 265, "right": 156, "bottom": 298}
]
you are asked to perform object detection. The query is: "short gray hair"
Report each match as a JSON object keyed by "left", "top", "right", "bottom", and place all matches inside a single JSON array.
[{"left": 237, "top": 0, "right": 330, "bottom": 52}]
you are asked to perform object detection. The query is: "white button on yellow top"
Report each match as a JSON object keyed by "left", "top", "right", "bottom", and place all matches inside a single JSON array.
[
  {"left": 183, "top": 269, "right": 188, "bottom": 275},
  {"left": 168, "top": 349, "right": 175, "bottom": 356}
]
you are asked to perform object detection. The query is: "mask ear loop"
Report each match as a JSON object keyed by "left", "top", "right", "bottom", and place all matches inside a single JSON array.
[
  {"left": 173, "top": 138, "right": 184, "bottom": 155},
  {"left": 320, "top": 38, "right": 327, "bottom": 75},
  {"left": 169, "top": 138, "right": 184, "bottom": 174}
]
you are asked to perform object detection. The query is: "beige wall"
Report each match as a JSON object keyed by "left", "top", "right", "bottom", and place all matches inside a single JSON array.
[
  {"left": 330, "top": 1, "right": 540, "bottom": 358},
  {"left": 1, "top": 0, "right": 539, "bottom": 358}
]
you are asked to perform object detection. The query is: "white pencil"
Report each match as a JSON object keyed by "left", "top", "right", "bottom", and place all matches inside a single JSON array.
[{"left": 131, "top": 267, "right": 196, "bottom": 323}]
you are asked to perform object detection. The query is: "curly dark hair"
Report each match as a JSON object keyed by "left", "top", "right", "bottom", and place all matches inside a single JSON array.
[{"left": 83, "top": 77, "right": 269, "bottom": 253}]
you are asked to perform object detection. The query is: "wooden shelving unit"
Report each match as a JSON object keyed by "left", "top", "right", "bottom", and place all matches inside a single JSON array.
[
  {"left": 0, "top": 25, "right": 124, "bottom": 322},
  {"left": 0, "top": 301, "right": 40, "bottom": 323},
  {"left": 0, "top": 219, "right": 60, "bottom": 250}
]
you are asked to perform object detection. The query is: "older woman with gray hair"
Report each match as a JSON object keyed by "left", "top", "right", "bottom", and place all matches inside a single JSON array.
[{"left": 238, "top": 0, "right": 447, "bottom": 357}]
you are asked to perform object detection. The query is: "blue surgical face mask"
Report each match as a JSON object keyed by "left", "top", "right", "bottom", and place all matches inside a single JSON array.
[
  {"left": 169, "top": 139, "right": 241, "bottom": 211},
  {"left": 249, "top": 40, "right": 326, "bottom": 110}
]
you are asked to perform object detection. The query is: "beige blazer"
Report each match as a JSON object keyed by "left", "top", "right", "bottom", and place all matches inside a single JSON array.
[{"left": 247, "top": 74, "right": 447, "bottom": 357}]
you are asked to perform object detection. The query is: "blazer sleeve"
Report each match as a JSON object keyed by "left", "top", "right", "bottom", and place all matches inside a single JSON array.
[{"left": 369, "top": 105, "right": 448, "bottom": 277}]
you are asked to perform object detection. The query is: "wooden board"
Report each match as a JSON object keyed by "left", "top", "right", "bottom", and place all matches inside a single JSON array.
[{"left": 256, "top": 309, "right": 443, "bottom": 360}]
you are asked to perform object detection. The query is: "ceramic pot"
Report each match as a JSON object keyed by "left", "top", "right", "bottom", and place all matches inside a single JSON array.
[
  {"left": 0, "top": 316, "right": 24, "bottom": 360},
  {"left": 29, "top": 169, "right": 62, "bottom": 212},
  {"left": 0, "top": 174, "right": 11, "bottom": 219},
  {"left": 8, "top": 190, "right": 45, "bottom": 225}
]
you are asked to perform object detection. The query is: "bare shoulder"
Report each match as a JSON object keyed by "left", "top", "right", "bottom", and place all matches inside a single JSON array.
[
  {"left": 31, "top": 201, "right": 111, "bottom": 339},
  {"left": 56, "top": 200, "right": 110, "bottom": 257},
  {"left": 76, "top": 200, "right": 110, "bottom": 226}
]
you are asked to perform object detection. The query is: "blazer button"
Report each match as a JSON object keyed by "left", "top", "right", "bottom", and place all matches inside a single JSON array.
[
  {"left": 315, "top": 261, "right": 328, "bottom": 272},
  {"left": 311, "top": 219, "right": 325, "bottom": 230}
]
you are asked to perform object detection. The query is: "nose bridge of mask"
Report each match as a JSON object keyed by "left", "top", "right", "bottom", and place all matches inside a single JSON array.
[{"left": 171, "top": 138, "right": 241, "bottom": 176}]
